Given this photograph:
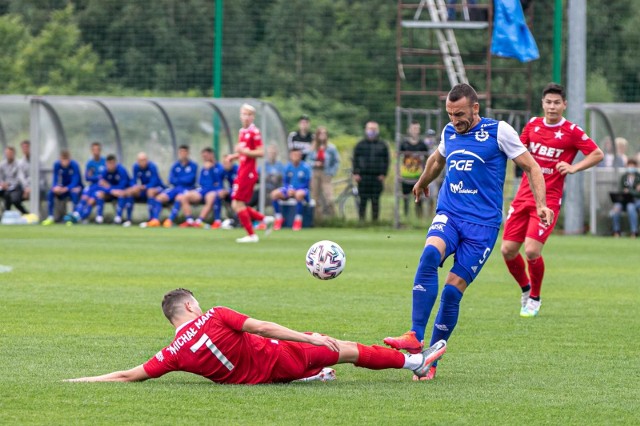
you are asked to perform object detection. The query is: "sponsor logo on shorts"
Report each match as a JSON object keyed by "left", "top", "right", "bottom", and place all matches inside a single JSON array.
[
  {"left": 429, "top": 223, "right": 445, "bottom": 232},
  {"left": 155, "top": 351, "right": 164, "bottom": 362},
  {"left": 471, "top": 266, "right": 478, "bottom": 273}
]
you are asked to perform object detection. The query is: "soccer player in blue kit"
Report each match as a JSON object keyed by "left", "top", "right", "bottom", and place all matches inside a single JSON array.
[
  {"left": 128, "top": 152, "right": 165, "bottom": 223},
  {"left": 95, "top": 154, "right": 132, "bottom": 225},
  {"left": 41, "top": 150, "right": 83, "bottom": 225},
  {"left": 144, "top": 145, "right": 197, "bottom": 228},
  {"left": 383, "top": 84, "right": 554, "bottom": 380},
  {"left": 178, "top": 147, "right": 228, "bottom": 228},
  {"left": 67, "top": 142, "right": 105, "bottom": 223},
  {"left": 271, "top": 147, "right": 312, "bottom": 231}
]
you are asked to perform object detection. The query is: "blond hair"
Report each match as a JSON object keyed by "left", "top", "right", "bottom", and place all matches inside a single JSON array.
[{"left": 241, "top": 103, "right": 256, "bottom": 114}]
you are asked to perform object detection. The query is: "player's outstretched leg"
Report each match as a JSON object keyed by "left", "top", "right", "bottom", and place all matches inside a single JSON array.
[{"left": 384, "top": 244, "right": 440, "bottom": 354}]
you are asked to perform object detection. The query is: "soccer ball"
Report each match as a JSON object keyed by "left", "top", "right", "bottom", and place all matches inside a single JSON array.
[{"left": 305, "top": 240, "right": 346, "bottom": 280}]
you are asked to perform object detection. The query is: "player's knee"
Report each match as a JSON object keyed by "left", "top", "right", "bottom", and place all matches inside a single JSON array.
[
  {"left": 419, "top": 244, "right": 442, "bottom": 268},
  {"left": 500, "top": 242, "right": 517, "bottom": 259},
  {"left": 524, "top": 248, "right": 541, "bottom": 261}
]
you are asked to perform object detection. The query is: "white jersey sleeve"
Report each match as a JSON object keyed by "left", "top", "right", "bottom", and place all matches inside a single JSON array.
[
  {"left": 437, "top": 126, "right": 448, "bottom": 157},
  {"left": 497, "top": 121, "right": 527, "bottom": 160}
]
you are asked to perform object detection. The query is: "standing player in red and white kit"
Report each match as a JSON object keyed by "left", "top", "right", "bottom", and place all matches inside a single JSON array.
[
  {"left": 66, "top": 288, "right": 447, "bottom": 384},
  {"left": 501, "top": 83, "right": 603, "bottom": 317},
  {"left": 227, "top": 104, "right": 274, "bottom": 243}
]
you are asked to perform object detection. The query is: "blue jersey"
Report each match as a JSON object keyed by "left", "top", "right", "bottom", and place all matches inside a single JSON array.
[
  {"left": 199, "top": 162, "right": 226, "bottom": 191},
  {"left": 224, "top": 164, "right": 238, "bottom": 188},
  {"left": 169, "top": 160, "right": 197, "bottom": 189},
  {"left": 52, "top": 159, "right": 82, "bottom": 188},
  {"left": 85, "top": 157, "right": 106, "bottom": 184},
  {"left": 101, "top": 164, "right": 130, "bottom": 189},
  {"left": 436, "top": 117, "right": 526, "bottom": 228},
  {"left": 283, "top": 161, "right": 311, "bottom": 190},
  {"left": 132, "top": 161, "right": 164, "bottom": 188}
]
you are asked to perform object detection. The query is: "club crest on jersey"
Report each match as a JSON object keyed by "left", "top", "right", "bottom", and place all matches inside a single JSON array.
[
  {"left": 475, "top": 129, "right": 489, "bottom": 142},
  {"left": 534, "top": 126, "right": 540, "bottom": 132}
]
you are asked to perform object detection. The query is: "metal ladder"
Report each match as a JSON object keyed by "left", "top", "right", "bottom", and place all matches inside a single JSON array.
[{"left": 415, "top": 0, "right": 468, "bottom": 87}]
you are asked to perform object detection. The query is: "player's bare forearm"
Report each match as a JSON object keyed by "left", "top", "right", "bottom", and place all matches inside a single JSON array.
[
  {"left": 414, "top": 152, "right": 445, "bottom": 196},
  {"left": 242, "top": 318, "right": 339, "bottom": 351},
  {"left": 65, "top": 365, "right": 149, "bottom": 383},
  {"left": 556, "top": 148, "right": 604, "bottom": 175}
]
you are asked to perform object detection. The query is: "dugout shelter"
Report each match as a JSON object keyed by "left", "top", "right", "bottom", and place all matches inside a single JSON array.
[{"left": 0, "top": 96, "right": 287, "bottom": 217}]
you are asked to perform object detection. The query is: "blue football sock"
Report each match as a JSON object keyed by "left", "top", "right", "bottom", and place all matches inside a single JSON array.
[
  {"left": 96, "top": 198, "right": 105, "bottom": 216},
  {"left": 80, "top": 202, "right": 93, "bottom": 220},
  {"left": 115, "top": 197, "right": 126, "bottom": 218},
  {"left": 295, "top": 201, "right": 304, "bottom": 216},
  {"left": 150, "top": 199, "right": 162, "bottom": 219},
  {"left": 70, "top": 191, "right": 81, "bottom": 207},
  {"left": 272, "top": 199, "right": 281, "bottom": 214},
  {"left": 169, "top": 200, "right": 181, "bottom": 221},
  {"left": 429, "top": 284, "right": 463, "bottom": 368},
  {"left": 126, "top": 198, "right": 134, "bottom": 220},
  {"left": 411, "top": 245, "right": 441, "bottom": 342},
  {"left": 213, "top": 198, "right": 222, "bottom": 221},
  {"left": 47, "top": 191, "right": 55, "bottom": 216}
]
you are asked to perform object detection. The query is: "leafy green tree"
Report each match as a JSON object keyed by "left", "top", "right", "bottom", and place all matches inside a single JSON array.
[{"left": 0, "top": 5, "right": 110, "bottom": 94}]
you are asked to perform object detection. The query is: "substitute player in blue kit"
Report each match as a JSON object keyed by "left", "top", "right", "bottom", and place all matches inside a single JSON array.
[
  {"left": 383, "top": 83, "right": 554, "bottom": 381},
  {"left": 178, "top": 147, "right": 228, "bottom": 228},
  {"left": 271, "top": 147, "right": 312, "bottom": 231},
  {"left": 95, "top": 154, "right": 132, "bottom": 225},
  {"left": 144, "top": 145, "right": 197, "bottom": 228},
  {"left": 127, "top": 152, "right": 165, "bottom": 223}
]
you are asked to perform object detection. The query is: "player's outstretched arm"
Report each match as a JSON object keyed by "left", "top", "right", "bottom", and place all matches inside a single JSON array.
[
  {"left": 413, "top": 150, "right": 445, "bottom": 202},
  {"left": 65, "top": 365, "right": 150, "bottom": 383},
  {"left": 242, "top": 318, "right": 339, "bottom": 352},
  {"left": 513, "top": 151, "right": 554, "bottom": 226}
]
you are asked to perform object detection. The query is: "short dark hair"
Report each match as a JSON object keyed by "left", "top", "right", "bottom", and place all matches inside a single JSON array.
[
  {"left": 628, "top": 158, "right": 638, "bottom": 167},
  {"left": 162, "top": 288, "right": 194, "bottom": 322},
  {"left": 20, "top": 140, "right": 30, "bottom": 146},
  {"left": 299, "top": 114, "right": 310, "bottom": 121},
  {"left": 91, "top": 141, "right": 101, "bottom": 148},
  {"left": 106, "top": 154, "right": 117, "bottom": 162},
  {"left": 178, "top": 144, "right": 189, "bottom": 151},
  {"left": 201, "top": 147, "right": 214, "bottom": 154},
  {"left": 60, "top": 149, "right": 70, "bottom": 159},
  {"left": 542, "top": 83, "right": 566, "bottom": 100},
  {"left": 5, "top": 146, "right": 15, "bottom": 153},
  {"left": 447, "top": 83, "right": 479, "bottom": 104}
]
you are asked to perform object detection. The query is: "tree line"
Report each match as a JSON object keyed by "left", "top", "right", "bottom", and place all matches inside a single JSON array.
[{"left": 0, "top": 0, "right": 638, "bottom": 136}]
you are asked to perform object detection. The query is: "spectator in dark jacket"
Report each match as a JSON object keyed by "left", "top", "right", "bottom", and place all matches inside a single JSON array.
[{"left": 352, "top": 121, "right": 389, "bottom": 221}]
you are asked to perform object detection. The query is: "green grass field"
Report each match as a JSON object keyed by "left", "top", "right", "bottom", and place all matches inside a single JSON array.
[{"left": 0, "top": 225, "right": 638, "bottom": 425}]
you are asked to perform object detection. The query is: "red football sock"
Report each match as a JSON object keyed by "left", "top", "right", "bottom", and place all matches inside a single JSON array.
[
  {"left": 237, "top": 209, "right": 254, "bottom": 235},
  {"left": 354, "top": 344, "right": 405, "bottom": 370},
  {"left": 527, "top": 256, "right": 545, "bottom": 298},
  {"left": 505, "top": 254, "right": 530, "bottom": 289},
  {"left": 246, "top": 207, "right": 265, "bottom": 222}
]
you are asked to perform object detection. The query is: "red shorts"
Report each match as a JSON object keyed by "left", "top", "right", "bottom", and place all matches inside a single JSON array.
[
  {"left": 503, "top": 198, "right": 561, "bottom": 244},
  {"left": 269, "top": 340, "right": 339, "bottom": 383},
  {"left": 231, "top": 172, "right": 258, "bottom": 203}
]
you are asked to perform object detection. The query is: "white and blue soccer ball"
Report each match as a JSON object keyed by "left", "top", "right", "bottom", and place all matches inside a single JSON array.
[{"left": 305, "top": 240, "right": 346, "bottom": 280}]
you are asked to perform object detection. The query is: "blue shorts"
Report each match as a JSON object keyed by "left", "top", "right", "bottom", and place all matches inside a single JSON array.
[
  {"left": 161, "top": 187, "right": 187, "bottom": 202},
  {"left": 82, "top": 184, "right": 101, "bottom": 198},
  {"left": 426, "top": 213, "right": 499, "bottom": 285},
  {"left": 278, "top": 186, "right": 310, "bottom": 201},
  {"left": 195, "top": 187, "right": 217, "bottom": 200}
]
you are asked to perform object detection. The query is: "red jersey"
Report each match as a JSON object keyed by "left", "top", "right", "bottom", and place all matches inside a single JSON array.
[
  {"left": 236, "top": 124, "right": 262, "bottom": 179},
  {"left": 515, "top": 117, "right": 599, "bottom": 205},
  {"left": 143, "top": 307, "right": 282, "bottom": 384}
]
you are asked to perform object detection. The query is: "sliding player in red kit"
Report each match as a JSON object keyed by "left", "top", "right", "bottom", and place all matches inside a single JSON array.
[
  {"left": 501, "top": 83, "right": 603, "bottom": 317},
  {"left": 66, "top": 288, "right": 447, "bottom": 384},
  {"left": 227, "top": 104, "right": 274, "bottom": 243}
]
